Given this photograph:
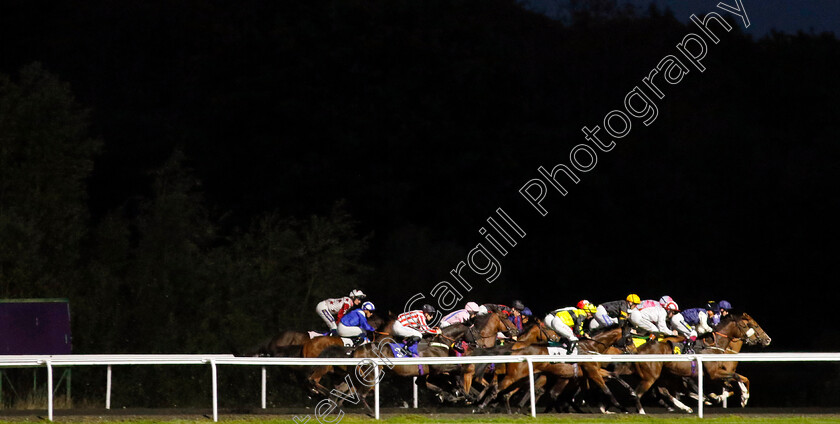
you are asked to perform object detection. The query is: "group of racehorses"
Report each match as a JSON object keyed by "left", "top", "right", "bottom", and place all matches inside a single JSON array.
[{"left": 246, "top": 310, "right": 771, "bottom": 415}]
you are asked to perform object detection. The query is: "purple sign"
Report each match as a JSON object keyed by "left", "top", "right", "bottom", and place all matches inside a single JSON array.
[{"left": 0, "top": 299, "right": 72, "bottom": 355}]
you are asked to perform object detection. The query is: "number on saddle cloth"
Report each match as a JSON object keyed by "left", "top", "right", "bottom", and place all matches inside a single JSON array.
[
  {"left": 547, "top": 344, "right": 577, "bottom": 356},
  {"left": 387, "top": 342, "right": 420, "bottom": 358}
]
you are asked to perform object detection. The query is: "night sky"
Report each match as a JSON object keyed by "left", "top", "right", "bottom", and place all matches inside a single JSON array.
[{"left": 1, "top": 0, "right": 838, "bottom": 359}]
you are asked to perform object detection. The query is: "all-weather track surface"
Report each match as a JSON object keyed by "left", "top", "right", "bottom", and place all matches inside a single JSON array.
[{"left": 3, "top": 408, "right": 840, "bottom": 422}]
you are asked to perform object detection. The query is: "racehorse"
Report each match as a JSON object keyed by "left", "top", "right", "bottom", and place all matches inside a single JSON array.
[
  {"left": 305, "top": 321, "right": 470, "bottom": 398},
  {"left": 463, "top": 318, "right": 558, "bottom": 402},
  {"left": 660, "top": 312, "right": 771, "bottom": 408},
  {"left": 624, "top": 312, "right": 771, "bottom": 414},
  {"left": 479, "top": 326, "right": 631, "bottom": 414},
  {"left": 450, "top": 313, "right": 522, "bottom": 401},
  {"left": 300, "top": 314, "right": 386, "bottom": 359},
  {"left": 320, "top": 332, "right": 463, "bottom": 415}
]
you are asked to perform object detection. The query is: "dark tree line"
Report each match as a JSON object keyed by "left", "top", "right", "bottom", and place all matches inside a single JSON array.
[{"left": 0, "top": 0, "right": 838, "bottom": 407}]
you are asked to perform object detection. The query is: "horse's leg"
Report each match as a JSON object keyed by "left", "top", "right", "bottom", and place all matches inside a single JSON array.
[
  {"left": 547, "top": 378, "right": 573, "bottom": 413},
  {"left": 475, "top": 371, "right": 499, "bottom": 407},
  {"left": 462, "top": 364, "right": 476, "bottom": 400},
  {"left": 734, "top": 373, "right": 750, "bottom": 407},
  {"left": 517, "top": 374, "right": 547, "bottom": 410},
  {"left": 355, "top": 384, "right": 375, "bottom": 418},
  {"left": 479, "top": 370, "right": 518, "bottom": 410},
  {"left": 582, "top": 363, "right": 622, "bottom": 413},
  {"left": 655, "top": 384, "right": 694, "bottom": 413},
  {"left": 308, "top": 365, "right": 334, "bottom": 397},
  {"left": 475, "top": 373, "right": 495, "bottom": 403},
  {"left": 633, "top": 362, "right": 663, "bottom": 414},
  {"left": 606, "top": 371, "right": 643, "bottom": 412}
]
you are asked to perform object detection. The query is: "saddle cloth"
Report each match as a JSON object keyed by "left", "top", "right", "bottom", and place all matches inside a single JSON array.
[
  {"left": 547, "top": 346, "right": 578, "bottom": 356},
  {"left": 387, "top": 342, "right": 420, "bottom": 358},
  {"left": 631, "top": 335, "right": 682, "bottom": 354}
]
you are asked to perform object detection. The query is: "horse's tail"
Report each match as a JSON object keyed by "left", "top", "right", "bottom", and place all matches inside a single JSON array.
[
  {"left": 274, "top": 345, "right": 303, "bottom": 357},
  {"left": 234, "top": 337, "right": 273, "bottom": 357}
]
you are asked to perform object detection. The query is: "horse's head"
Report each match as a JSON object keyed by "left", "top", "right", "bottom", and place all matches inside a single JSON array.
[
  {"left": 368, "top": 313, "right": 385, "bottom": 330},
  {"left": 718, "top": 312, "right": 771, "bottom": 347},
  {"left": 586, "top": 325, "right": 624, "bottom": 353},
  {"left": 536, "top": 319, "right": 561, "bottom": 343},
  {"left": 738, "top": 312, "right": 771, "bottom": 347},
  {"left": 495, "top": 312, "right": 519, "bottom": 337}
]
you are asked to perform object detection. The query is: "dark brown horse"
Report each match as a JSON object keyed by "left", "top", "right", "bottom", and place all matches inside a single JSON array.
[
  {"left": 479, "top": 326, "right": 630, "bottom": 414},
  {"left": 322, "top": 332, "right": 464, "bottom": 415},
  {"left": 453, "top": 313, "right": 523, "bottom": 400},
  {"left": 463, "top": 318, "right": 559, "bottom": 402},
  {"left": 306, "top": 321, "right": 469, "bottom": 398},
  {"left": 300, "top": 314, "right": 386, "bottom": 359}
]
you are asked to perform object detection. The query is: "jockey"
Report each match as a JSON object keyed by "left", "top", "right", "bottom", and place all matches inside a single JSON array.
[
  {"left": 660, "top": 297, "right": 697, "bottom": 339},
  {"left": 659, "top": 298, "right": 699, "bottom": 353},
  {"left": 587, "top": 294, "right": 639, "bottom": 330},
  {"left": 521, "top": 307, "right": 533, "bottom": 326},
  {"left": 544, "top": 305, "right": 593, "bottom": 346},
  {"left": 394, "top": 304, "right": 441, "bottom": 346},
  {"left": 508, "top": 299, "right": 527, "bottom": 331},
  {"left": 680, "top": 306, "right": 716, "bottom": 336},
  {"left": 315, "top": 289, "right": 366, "bottom": 334},
  {"left": 628, "top": 299, "right": 677, "bottom": 337},
  {"left": 440, "top": 301, "right": 480, "bottom": 327},
  {"left": 707, "top": 300, "right": 732, "bottom": 326},
  {"left": 483, "top": 303, "right": 515, "bottom": 316},
  {"left": 337, "top": 301, "right": 377, "bottom": 343}
]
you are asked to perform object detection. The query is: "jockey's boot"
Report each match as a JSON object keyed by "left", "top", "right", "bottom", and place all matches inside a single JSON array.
[
  {"left": 402, "top": 336, "right": 421, "bottom": 356},
  {"left": 328, "top": 329, "right": 338, "bottom": 337},
  {"left": 566, "top": 340, "right": 578, "bottom": 355}
]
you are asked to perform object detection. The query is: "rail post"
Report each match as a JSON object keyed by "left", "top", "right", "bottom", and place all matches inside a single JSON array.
[
  {"left": 261, "top": 367, "right": 267, "bottom": 409},
  {"left": 210, "top": 359, "right": 218, "bottom": 422},
  {"left": 106, "top": 365, "right": 112, "bottom": 409},
  {"left": 696, "top": 356, "right": 704, "bottom": 418},
  {"left": 46, "top": 360, "right": 54, "bottom": 421},
  {"left": 412, "top": 376, "right": 418, "bottom": 408},
  {"left": 374, "top": 363, "right": 380, "bottom": 420},
  {"left": 526, "top": 357, "right": 536, "bottom": 418}
]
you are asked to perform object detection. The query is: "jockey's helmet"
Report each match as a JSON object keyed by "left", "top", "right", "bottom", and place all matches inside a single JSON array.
[
  {"left": 465, "top": 302, "right": 480, "bottom": 313},
  {"left": 659, "top": 295, "right": 674, "bottom": 307}
]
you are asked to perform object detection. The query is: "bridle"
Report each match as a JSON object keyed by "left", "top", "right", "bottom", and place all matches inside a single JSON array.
[{"left": 706, "top": 316, "right": 759, "bottom": 349}]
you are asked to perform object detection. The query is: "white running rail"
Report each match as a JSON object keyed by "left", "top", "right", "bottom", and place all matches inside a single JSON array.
[{"left": 3, "top": 353, "right": 840, "bottom": 421}]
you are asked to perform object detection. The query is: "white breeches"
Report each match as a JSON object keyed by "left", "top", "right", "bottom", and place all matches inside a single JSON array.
[
  {"left": 316, "top": 301, "right": 337, "bottom": 330},
  {"left": 392, "top": 321, "right": 423, "bottom": 339},
  {"left": 544, "top": 314, "right": 577, "bottom": 341},
  {"left": 337, "top": 323, "right": 364, "bottom": 337},
  {"left": 589, "top": 305, "right": 617, "bottom": 330},
  {"left": 629, "top": 308, "right": 670, "bottom": 334}
]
